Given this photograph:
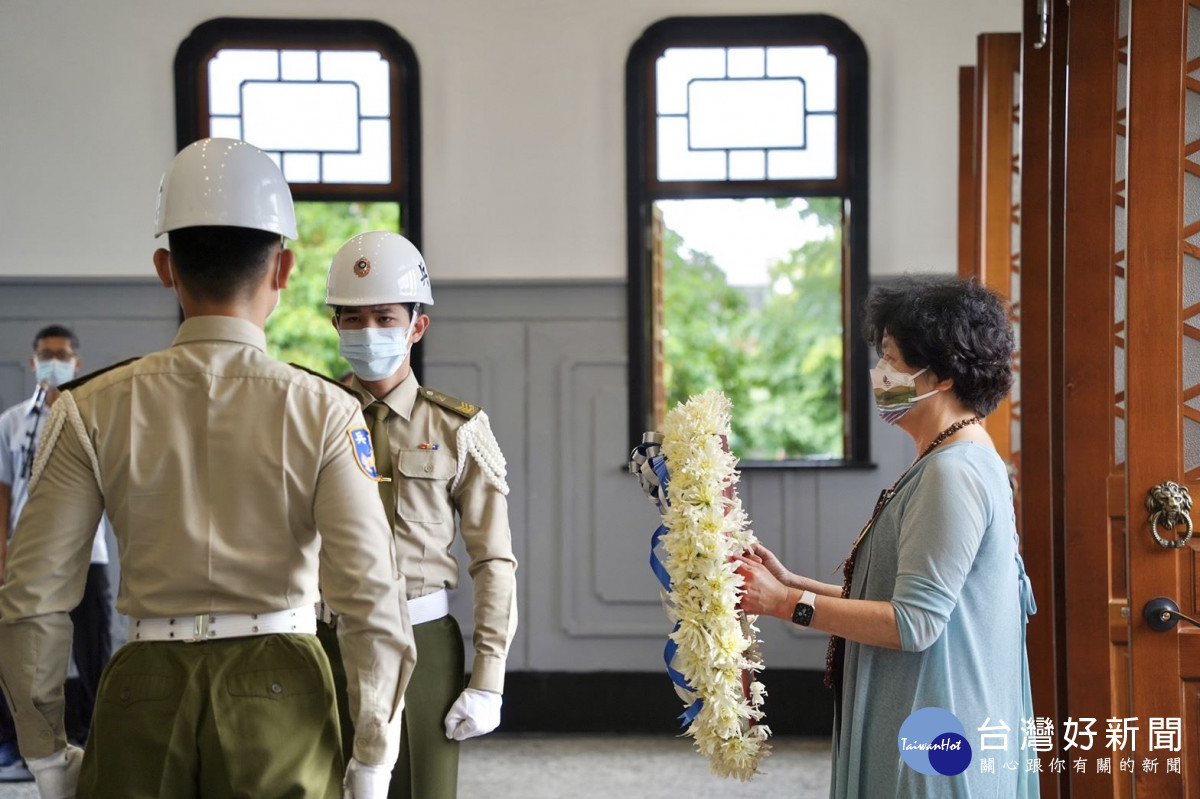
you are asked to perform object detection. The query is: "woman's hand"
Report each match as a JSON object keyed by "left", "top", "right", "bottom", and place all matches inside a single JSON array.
[
  {"left": 735, "top": 554, "right": 796, "bottom": 620},
  {"left": 750, "top": 543, "right": 800, "bottom": 588}
]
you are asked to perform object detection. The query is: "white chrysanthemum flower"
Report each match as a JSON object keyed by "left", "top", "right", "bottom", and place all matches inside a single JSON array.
[{"left": 646, "top": 389, "right": 771, "bottom": 780}]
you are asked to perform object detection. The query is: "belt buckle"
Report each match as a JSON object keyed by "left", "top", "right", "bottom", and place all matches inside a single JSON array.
[{"left": 191, "top": 614, "right": 211, "bottom": 643}]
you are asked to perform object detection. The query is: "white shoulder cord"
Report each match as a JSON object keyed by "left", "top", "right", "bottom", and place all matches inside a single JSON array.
[
  {"left": 452, "top": 410, "right": 509, "bottom": 496},
  {"left": 28, "top": 391, "right": 103, "bottom": 493}
]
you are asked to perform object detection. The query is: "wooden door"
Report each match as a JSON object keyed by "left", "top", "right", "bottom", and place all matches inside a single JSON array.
[
  {"left": 1018, "top": 0, "right": 1068, "bottom": 796},
  {"left": 1122, "top": 0, "right": 1198, "bottom": 795},
  {"left": 1060, "top": 0, "right": 1198, "bottom": 795},
  {"left": 1061, "top": 0, "right": 1131, "bottom": 795},
  {"left": 968, "top": 29, "right": 1066, "bottom": 797},
  {"left": 973, "top": 34, "right": 1022, "bottom": 463}
]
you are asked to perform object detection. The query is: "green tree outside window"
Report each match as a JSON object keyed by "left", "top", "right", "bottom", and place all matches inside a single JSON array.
[
  {"left": 266, "top": 201, "right": 400, "bottom": 377},
  {"left": 662, "top": 197, "right": 844, "bottom": 461}
]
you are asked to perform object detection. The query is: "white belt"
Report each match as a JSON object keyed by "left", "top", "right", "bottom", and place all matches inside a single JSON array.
[
  {"left": 130, "top": 606, "right": 317, "bottom": 643},
  {"left": 408, "top": 589, "right": 449, "bottom": 626}
]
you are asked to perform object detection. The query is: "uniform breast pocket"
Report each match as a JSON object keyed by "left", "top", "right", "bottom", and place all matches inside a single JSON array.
[{"left": 395, "top": 449, "right": 456, "bottom": 524}]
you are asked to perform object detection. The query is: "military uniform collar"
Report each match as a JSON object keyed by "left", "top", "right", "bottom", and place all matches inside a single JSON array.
[
  {"left": 173, "top": 316, "right": 268, "bottom": 353},
  {"left": 352, "top": 371, "right": 420, "bottom": 421}
]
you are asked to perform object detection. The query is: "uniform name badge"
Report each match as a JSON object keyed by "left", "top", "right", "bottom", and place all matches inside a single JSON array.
[{"left": 348, "top": 427, "right": 383, "bottom": 481}]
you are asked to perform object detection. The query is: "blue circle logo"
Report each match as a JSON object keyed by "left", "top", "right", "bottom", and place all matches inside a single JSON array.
[{"left": 898, "top": 707, "right": 972, "bottom": 776}]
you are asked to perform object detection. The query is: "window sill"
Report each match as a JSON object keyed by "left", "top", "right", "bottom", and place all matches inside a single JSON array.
[{"left": 736, "top": 458, "right": 877, "bottom": 471}]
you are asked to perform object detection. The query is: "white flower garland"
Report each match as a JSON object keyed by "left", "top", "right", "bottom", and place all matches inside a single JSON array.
[{"left": 657, "top": 389, "right": 770, "bottom": 780}]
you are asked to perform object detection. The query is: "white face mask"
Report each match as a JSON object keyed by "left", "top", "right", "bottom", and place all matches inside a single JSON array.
[
  {"left": 869, "top": 359, "right": 938, "bottom": 425},
  {"left": 35, "top": 358, "right": 78, "bottom": 388},
  {"left": 338, "top": 326, "right": 412, "bottom": 381}
]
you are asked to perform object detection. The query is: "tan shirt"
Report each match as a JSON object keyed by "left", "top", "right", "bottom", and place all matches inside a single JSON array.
[
  {"left": 0, "top": 316, "right": 414, "bottom": 765},
  {"left": 356, "top": 373, "right": 517, "bottom": 692}
]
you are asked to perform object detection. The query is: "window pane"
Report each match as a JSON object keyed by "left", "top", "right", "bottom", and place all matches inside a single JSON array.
[
  {"left": 689, "top": 79, "right": 806, "bottom": 149},
  {"left": 209, "top": 116, "right": 242, "bottom": 140},
  {"left": 768, "top": 115, "right": 837, "bottom": 179},
  {"left": 280, "top": 50, "right": 318, "bottom": 81},
  {"left": 728, "top": 150, "right": 766, "bottom": 180},
  {"left": 657, "top": 117, "right": 727, "bottom": 181},
  {"left": 320, "top": 51, "right": 390, "bottom": 117},
  {"left": 209, "top": 50, "right": 278, "bottom": 115},
  {"left": 282, "top": 152, "right": 321, "bottom": 183},
  {"left": 656, "top": 48, "right": 724, "bottom": 115},
  {"left": 655, "top": 45, "right": 840, "bottom": 183},
  {"left": 727, "top": 47, "right": 766, "bottom": 78},
  {"left": 656, "top": 197, "right": 845, "bottom": 460},
  {"left": 207, "top": 47, "right": 393, "bottom": 184},
  {"left": 767, "top": 46, "right": 837, "bottom": 111},
  {"left": 242, "top": 82, "right": 361, "bottom": 151},
  {"left": 323, "top": 119, "right": 392, "bottom": 183}
]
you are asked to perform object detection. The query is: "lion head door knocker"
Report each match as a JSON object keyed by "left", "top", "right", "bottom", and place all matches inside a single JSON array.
[{"left": 1145, "top": 481, "right": 1194, "bottom": 549}]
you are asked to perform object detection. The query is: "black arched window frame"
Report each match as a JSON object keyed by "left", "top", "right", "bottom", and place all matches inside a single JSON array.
[{"left": 626, "top": 14, "right": 871, "bottom": 467}]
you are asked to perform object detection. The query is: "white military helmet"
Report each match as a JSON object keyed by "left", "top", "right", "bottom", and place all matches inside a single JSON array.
[
  {"left": 326, "top": 231, "right": 435, "bottom": 307},
  {"left": 155, "top": 138, "right": 298, "bottom": 239}
]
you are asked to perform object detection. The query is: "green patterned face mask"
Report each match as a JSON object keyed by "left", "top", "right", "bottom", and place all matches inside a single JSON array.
[{"left": 870, "top": 359, "right": 936, "bottom": 424}]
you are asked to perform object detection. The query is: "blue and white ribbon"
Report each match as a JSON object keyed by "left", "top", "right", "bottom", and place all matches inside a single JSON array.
[{"left": 630, "top": 435, "right": 704, "bottom": 727}]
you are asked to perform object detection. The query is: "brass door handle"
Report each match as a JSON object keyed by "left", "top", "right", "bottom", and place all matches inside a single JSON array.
[{"left": 1145, "top": 481, "right": 1193, "bottom": 549}]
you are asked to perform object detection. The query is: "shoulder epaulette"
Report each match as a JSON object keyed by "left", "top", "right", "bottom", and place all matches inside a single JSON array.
[
  {"left": 59, "top": 357, "right": 141, "bottom": 392},
  {"left": 288, "top": 363, "right": 360, "bottom": 399},
  {"left": 418, "top": 387, "right": 480, "bottom": 418}
]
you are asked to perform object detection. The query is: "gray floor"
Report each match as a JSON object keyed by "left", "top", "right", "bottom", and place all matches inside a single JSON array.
[{"left": 0, "top": 734, "right": 831, "bottom": 798}]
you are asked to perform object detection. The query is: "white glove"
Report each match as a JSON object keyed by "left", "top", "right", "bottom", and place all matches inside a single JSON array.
[
  {"left": 443, "top": 688, "right": 502, "bottom": 741},
  {"left": 27, "top": 745, "right": 84, "bottom": 799},
  {"left": 342, "top": 758, "right": 391, "bottom": 799}
]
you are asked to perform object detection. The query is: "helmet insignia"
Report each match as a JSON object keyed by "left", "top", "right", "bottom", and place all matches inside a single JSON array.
[{"left": 353, "top": 257, "right": 372, "bottom": 278}]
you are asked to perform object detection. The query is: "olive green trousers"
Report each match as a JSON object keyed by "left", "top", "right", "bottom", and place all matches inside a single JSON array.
[
  {"left": 319, "top": 614, "right": 464, "bottom": 799},
  {"left": 76, "top": 634, "right": 342, "bottom": 799}
]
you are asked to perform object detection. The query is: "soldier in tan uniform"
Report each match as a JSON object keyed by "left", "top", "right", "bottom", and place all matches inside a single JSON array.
[
  {"left": 320, "top": 231, "right": 518, "bottom": 799},
  {"left": 0, "top": 139, "right": 415, "bottom": 799}
]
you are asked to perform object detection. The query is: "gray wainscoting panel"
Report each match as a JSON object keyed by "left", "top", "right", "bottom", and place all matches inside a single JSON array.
[{"left": 423, "top": 319, "right": 530, "bottom": 672}]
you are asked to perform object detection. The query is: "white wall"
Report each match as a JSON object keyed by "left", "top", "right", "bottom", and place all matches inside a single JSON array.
[{"left": 0, "top": 0, "right": 1019, "bottom": 280}]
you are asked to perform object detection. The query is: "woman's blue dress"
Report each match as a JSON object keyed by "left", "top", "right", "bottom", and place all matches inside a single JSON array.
[{"left": 830, "top": 442, "right": 1040, "bottom": 798}]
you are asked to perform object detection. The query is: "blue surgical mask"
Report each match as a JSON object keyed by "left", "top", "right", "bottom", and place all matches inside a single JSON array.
[
  {"left": 869, "top": 359, "right": 938, "bottom": 425},
  {"left": 339, "top": 327, "right": 411, "bottom": 381},
  {"left": 35, "top": 358, "right": 77, "bottom": 388}
]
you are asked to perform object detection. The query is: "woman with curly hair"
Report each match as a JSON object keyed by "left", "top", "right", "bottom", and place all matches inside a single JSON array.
[{"left": 737, "top": 276, "right": 1038, "bottom": 798}]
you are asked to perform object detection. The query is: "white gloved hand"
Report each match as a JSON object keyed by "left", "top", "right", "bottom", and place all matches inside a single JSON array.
[
  {"left": 27, "top": 745, "right": 84, "bottom": 799},
  {"left": 443, "top": 688, "right": 502, "bottom": 741},
  {"left": 342, "top": 758, "right": 391, "bottom": 799}
]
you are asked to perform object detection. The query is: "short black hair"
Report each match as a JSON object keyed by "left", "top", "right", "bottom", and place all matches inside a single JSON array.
[
  {"left": 33, "top": 324, "right": 79, "bottom": 351},
  {"left": 862, "top": 276, "right": 1014, "bottom": 417},
  {"left": 167, "top": 226, "right": 282, "bottom": 302},
  {"left": 332, "top": 302, "right": 420, "bottom": 322}
]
